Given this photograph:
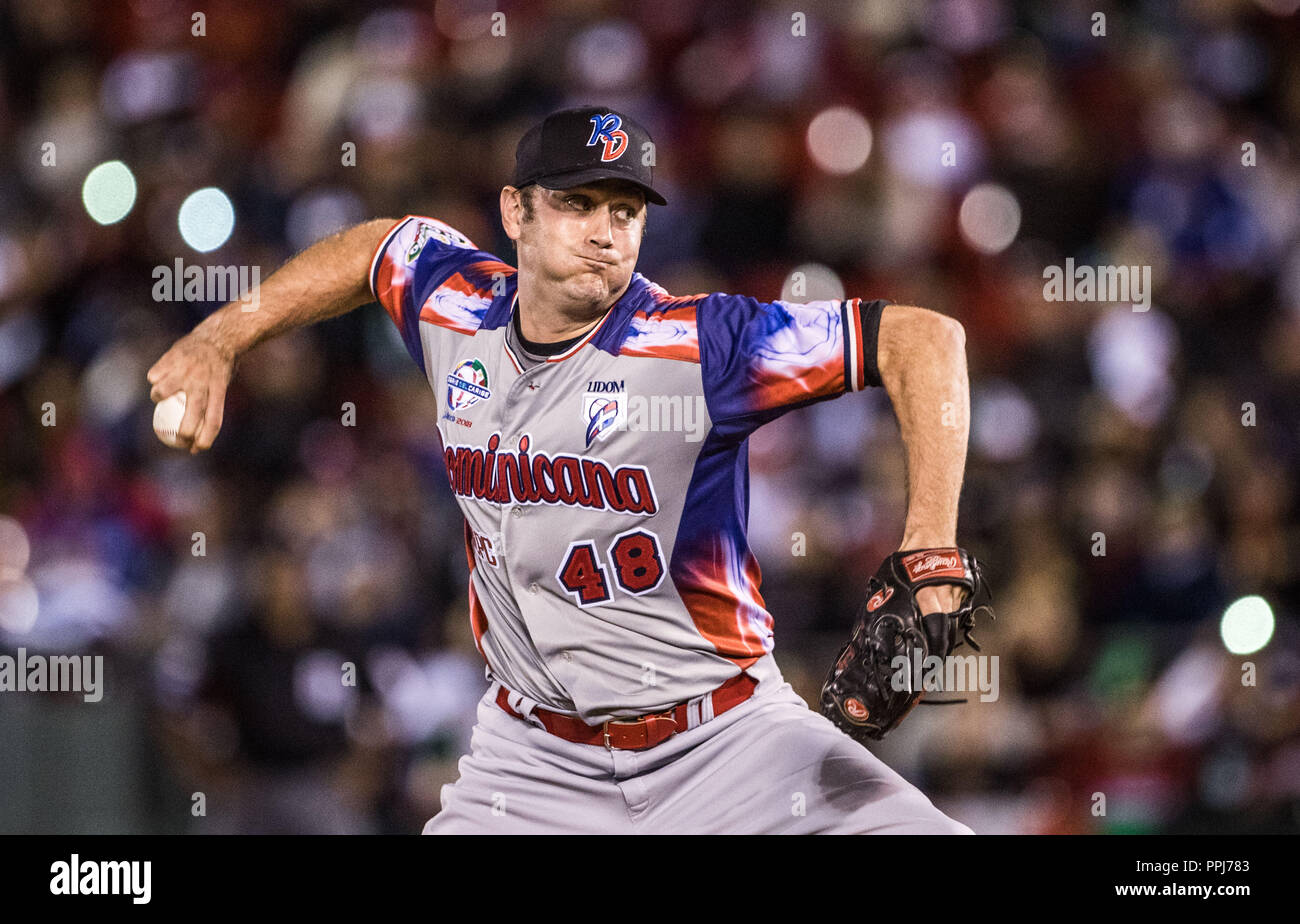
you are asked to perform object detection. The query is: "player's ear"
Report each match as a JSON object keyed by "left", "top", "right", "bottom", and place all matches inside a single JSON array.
[{"left": 501, "top": 186, "right": 524, "bottom": 241}]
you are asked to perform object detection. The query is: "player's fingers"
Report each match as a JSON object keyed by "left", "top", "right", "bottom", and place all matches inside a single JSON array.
[
  {"left": 147, "top": 347, "right": 181, "bottom": 389},
  {"left": 149, "top": 377, "right": 177, "bottom": 404},
  {"left": 915, "top": 584, "right": 958, "bottom": 615},
  {"left": 148, "top": 354, "right": 190, "bottom": 401},
  {"left": 176, "top": 387, "right": 207, "bottom": 449},
  {"left": 193, "top": 380, "right": 226, "bottom": 451}
]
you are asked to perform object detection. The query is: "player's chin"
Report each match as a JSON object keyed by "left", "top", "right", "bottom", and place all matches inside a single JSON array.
[{"left": 565, "top": 273, "right": 614, "bottom": 302}]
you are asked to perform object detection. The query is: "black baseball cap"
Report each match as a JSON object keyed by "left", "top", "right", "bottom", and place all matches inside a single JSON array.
[{"left": 512, "top": 106, "right": 667, "bottom": 206}]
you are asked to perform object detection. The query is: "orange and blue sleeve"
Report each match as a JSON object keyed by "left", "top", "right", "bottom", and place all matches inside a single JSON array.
[
  {"left": 368, "top": 215, "right": 479, "bottom": 373},
  {"left": 697, "top": 294, "right": 889, "bottom": 439}
]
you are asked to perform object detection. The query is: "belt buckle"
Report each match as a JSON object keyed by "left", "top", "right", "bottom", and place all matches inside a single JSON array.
[
  {"left": 601, "top": 717, "right": 638, "bottom": 750},
  {"left": 602, "top": 711, "right": 677, "bottom": 750}
]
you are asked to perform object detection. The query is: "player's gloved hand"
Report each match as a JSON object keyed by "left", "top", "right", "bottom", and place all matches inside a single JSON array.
[
  {"left": 146, "top": 329, "right": 238, "bottom": 454},
  {"left": 819, "top": 547, "right": 993, "bottom": 743}
]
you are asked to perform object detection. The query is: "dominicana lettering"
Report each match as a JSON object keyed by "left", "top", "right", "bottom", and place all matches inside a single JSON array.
[{"left": 443, "top": 433, "right": 658, "bottom": 515}]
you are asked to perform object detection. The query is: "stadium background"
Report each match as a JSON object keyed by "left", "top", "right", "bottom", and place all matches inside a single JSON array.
[{"left": 1, "top": 0, "right": 1298, "bottom": 834}]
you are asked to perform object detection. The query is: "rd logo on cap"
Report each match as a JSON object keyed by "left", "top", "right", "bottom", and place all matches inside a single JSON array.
[{"left": 587, "top": 113, "right": 629, "bottom": 162}]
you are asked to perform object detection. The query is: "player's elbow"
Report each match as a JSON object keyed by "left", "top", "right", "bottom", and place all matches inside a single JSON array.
[
  {"left": 878, "top": 305, "right": 965, "bottom": 377},
  {"left": 942, "top": 314, "right": 965, "bottom": 348},
  {"left": 917, "top": 308, "right": 964, "bottom": 349}
]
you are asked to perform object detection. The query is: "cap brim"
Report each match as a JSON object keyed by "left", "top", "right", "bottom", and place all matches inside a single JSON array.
[{"left": 534, "top": 168, "right": 667, "bottom": 206}]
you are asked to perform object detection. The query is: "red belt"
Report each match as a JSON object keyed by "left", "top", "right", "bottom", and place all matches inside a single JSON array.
[{"left": 495, "top": 672, "right": 758, "bottom": 750}]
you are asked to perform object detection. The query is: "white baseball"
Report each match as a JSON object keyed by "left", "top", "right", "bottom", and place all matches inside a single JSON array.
[{"left": 153, "top": 391, "right": 188, "bottom": 448}]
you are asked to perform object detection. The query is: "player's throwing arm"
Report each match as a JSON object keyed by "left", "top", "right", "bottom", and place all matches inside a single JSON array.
[
  {"left": 146, "top": 219, "right": 395, "bottom": 452},
  {"left": 820, "top": 305, "right": 996, "bottom": 741}
]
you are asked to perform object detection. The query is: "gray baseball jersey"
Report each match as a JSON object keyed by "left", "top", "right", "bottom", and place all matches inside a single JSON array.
[{"left": 370, "top": 215, "right": 887, "bottom": 725}]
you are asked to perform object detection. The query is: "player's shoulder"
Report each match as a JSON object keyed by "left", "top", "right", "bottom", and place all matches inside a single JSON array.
[
  {"left": 613, "top": 273, "right": 771, "bottom": 363},
  {"left": 397, "top": 215, "right": 476, "bottom": 253},
  {"left": 376, "top": 215, "right": 518, "bottom": 336},
  {"left": 379, "top": 215, "right": 510, "bottom": 276},
  {"left": 608, "top": 273, "right": 707, "bottom": 363}
]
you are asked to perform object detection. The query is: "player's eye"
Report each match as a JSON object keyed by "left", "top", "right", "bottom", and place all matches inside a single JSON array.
[{"left": 565, "top": 196, "right": 591, "bottom": 210}]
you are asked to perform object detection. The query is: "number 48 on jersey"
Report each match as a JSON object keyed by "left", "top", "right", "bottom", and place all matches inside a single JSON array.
[{"left": 557, "top": 528, "right": 665, "bottom": 607}]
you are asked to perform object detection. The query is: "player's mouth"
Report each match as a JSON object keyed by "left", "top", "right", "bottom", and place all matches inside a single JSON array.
[{"left": 578, "top": 255, "right": 615, "bottom": 269}]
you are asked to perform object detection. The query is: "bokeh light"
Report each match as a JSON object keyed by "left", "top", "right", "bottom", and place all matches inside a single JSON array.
[
  {"left": 80, "top": 343, "right": 145, "bottom": 426},
  {"left": 807, "top": 107, "right": 872, "bottom": 175},
  {"left": 0, "top": 575, "right": 39, "bottom": 635},
  {"left": 881, "top": 112, "right": 984, "bottom": 187},
  {"left": 1088, "top": 307, "right": 1177, "bottom": 428},
  {"left": 81, "top": 160, "right": 137, "bottom": 225},
  {"left": 958, "top": 182, "right": 1020, "bottom": 254},
  {"left": 99, "top": 51, "right": 189, "bottom": 124},
  {"left": 178, "top": 187, "right": 235, "bottom": 252},
  {"left": 570, "top": 20, "right": 647, "bottom": 89},
  {"left": 780, "top": 263, "right": 844, "bottom": 302},
  {"left": 1219, "top": 596, "right": 1275, "bottom": 655},
  {"left": 347, "top": 77, "right": 422, "bottom": 143},
  {"left": 0, "top": 516, "right": 31, "bottom": 578}
]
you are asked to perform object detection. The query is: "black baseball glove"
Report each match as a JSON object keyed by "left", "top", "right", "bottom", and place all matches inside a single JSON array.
[{"left": 819, "top": 547, "right": 993, "bottom": 743}]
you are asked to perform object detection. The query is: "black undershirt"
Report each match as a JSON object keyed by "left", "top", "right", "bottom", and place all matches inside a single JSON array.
[{"left": 513, "top": 305, "right": 586, "bottom": 356}]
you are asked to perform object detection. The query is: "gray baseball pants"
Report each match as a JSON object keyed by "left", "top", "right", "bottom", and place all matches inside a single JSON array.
[{"left": 422, "top": 671, "right": 974, "bottom": 835}]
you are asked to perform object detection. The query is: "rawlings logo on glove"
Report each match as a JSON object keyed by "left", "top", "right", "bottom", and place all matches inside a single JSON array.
[
  {"left": 819, "top": 547, "right": 993, "bottom": 743},
  {"left": 902, "top": 550, "right": 964, "bottom": 580}
]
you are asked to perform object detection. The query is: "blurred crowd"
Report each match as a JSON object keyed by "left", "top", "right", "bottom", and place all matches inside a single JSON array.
[{"left": 1, "top": 0, "right": 1298, "bottom": 833}]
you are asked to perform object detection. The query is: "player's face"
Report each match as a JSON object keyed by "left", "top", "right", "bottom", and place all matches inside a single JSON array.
[{"left": 505, "top": 180, "right": 646, "bottom": 310}]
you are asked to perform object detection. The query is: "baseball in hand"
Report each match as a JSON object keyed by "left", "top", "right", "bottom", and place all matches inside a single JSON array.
[{"left": 153, "top": 391, "right": 187, "bottom": 448}]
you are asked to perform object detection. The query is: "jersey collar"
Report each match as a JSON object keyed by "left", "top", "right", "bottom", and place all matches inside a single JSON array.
[{"left": 501, "top": 274, "right": 650, "bottom": 372}]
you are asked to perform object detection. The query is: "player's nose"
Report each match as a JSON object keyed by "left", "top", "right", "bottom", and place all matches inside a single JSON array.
[{"left": 587, "top": 208, "right": 615, "bottom": 247}]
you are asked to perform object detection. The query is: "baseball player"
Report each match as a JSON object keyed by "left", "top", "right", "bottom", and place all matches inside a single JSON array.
[{"left": 148, "top": 106, "right": 986, "bottom": 834}]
